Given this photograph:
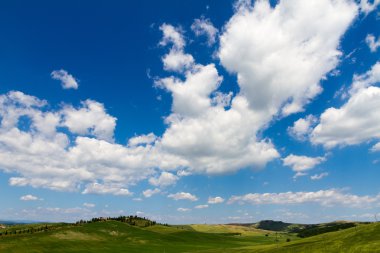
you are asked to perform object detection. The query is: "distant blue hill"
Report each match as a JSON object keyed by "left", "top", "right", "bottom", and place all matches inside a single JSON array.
[{"left": 0, "top": 220, "right": 41, "bottom": 225}]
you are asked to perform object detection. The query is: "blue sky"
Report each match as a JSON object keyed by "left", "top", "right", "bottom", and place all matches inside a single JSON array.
[{"left": 0, "top": 0, "right": 380, "bottom": 224}]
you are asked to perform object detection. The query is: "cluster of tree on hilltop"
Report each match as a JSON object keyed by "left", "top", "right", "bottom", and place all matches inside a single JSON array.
[
  {"left": 0, "top": 225, "right": 51, "bottom": 237},
  {"left": 254, "top": 220, "right": 298, "bottom": 231},
  {"left": 75, "top": 215, "right": 166, "bottom": 227}
]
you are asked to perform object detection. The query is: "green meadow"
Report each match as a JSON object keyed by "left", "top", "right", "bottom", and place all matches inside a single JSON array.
[{"left": 1, "top": 220, "right": 379, "bottom": 252}]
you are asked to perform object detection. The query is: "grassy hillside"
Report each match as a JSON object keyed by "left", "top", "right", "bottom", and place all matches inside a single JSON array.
[
  {"left": 296, "top": 221, "right": 357, "bottom": 238},
  {"left": 208, "top": 222, "right": 380, "bottom": 253},
  {"left": 231, "top": 219, "right": 369, "bottom": 239},
  {"left": 0, "top": 220, "right": 379, "bottom": 252},
  {"left": 190, "top": 224, "right": 271, "bottom": 235},
  {"left": 0, "top": 220, "right": 285, "bottom": 253}
]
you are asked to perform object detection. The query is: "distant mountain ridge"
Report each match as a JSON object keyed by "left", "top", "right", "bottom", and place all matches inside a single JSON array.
[{"left": 0, "top": 220, "right": 40, "bottom": 225}]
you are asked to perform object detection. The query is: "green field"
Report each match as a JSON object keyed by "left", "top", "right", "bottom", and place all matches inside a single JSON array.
[{"left": 0, "top": 220, "right": 379, "bottom": 252}]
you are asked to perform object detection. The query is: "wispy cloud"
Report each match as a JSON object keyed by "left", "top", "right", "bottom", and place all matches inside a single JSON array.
[
  {"left": 168, "top": 192, "right": 198, "bottom": 201},
  {"left": 51, "top": 69, "right": 79, "bottom": 89},
  {"left": 20, "top": 195, "right": 42, "bottom": 201},
  {"left": 228, "top": 189, "right": 380, "bottom": 208}
]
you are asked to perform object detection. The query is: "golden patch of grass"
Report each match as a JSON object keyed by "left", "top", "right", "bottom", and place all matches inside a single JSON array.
[{"left": 52, "top": 231, "right": 103, "bottom": 241}]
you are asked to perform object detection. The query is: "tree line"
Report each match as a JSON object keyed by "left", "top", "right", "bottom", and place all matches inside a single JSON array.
[
  {"left": 0, "top": 225, "right": 49, "bottom": 237},
  {"left": 75, "top": 215, "right": 165, "bottom": 227},
  {"left": 0, "top": 215, "right": 164, "bottom": 238}
]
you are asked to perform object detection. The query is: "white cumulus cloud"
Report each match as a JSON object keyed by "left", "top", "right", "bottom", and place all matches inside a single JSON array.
[
  {"left": 288, "top": 115, "right": 318, "bottom": 141},
  {"left": 82, "top": 183, "right": 132, "bottom": 196},
  {"left": 128, "top": 133, "right": 157, "bottom": 147},
  {"left": 143, "top": 188, "right": 161, "bottom": 198},
  {"left": 283, "top": 154, "right": 326, "bottom": 172},
  {"left": 159, "top": 24, "right": 194, "bottom": 72},
  {"left": 208, "top": 196, "right": 224, "bottom": 204},
  {"left": 371, "top": 142, "right": 380, "bottom": 152},
  {"left": 310, "top": 172, "right": 329, "bottom": 180},
  {"left": 149, "top": 172, "right": 178, "bottom": 187},
  {"left": 0, "top": 0, "right": 367, "bottom": 197},
  {"left": 0, "top": 91, "right": 185, "bottom": 194},
  {"left": 159, "top": 23, "right": 185, "bottom": 49},
  {"left": 359, "top": 0, "right": 380, "bottom": 14},
  {"left": 349, "top": 62, "right": 380, "bottom": 95},
  {"left": 51, "top": 69, "right": 79, "bottom": 89},
  {"left": 83, "top": 202, "right": 95, "bottom": 208},
  {"left": 61, "top": 100, "right": 117, "bottom": 142},
  {"left": 228, "top": 189, "right": 380, "bottom": 207},
  {"left": 156, "top": 64, "right": 279, "bottom": 174},
  {"left": 20, "top": 194, "right": 41, "bottom": 201},
  {"left": 191, "top": 17, "right": 218, "bottom": 46},
  {"left": 195, "top": 204, "right": 209, "bottom": 209},
  {"left": 366, "top": 34, "right": 380, "bottom": 52},
  {"left": 162, "top": 50, "right": 194, "bottom": 72},
  {"left": 311, "top": 62, "right": 380, "bottom": 148},
  {"left": 219, "top": 0, "right": 357, "bottom": 116},
  {"left": 168, "top": 192, "right": 198, "bottom": 201}
]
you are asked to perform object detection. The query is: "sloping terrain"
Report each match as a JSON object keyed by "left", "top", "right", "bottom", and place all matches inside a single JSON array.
[
  {"left": 255, "top": 222, "right": 380, "bottom": 253},
  {"left": 0, "top": 220, "right": 379, "bottom": 252},
  {"left": 203, "top": 222, "right": 380, "bottom": 253},
  {"left": 0, "top": 221, "right": 282, "bottom": 253},
  {"left": 231, "top": 220, "right": 367, "bottom": 237}
]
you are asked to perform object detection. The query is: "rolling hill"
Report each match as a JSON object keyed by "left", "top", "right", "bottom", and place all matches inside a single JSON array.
[
  {"left": 242, "top": 222, "right": 380, "bottom": 253},
  {"left": 0, "top": 219, "right": 379, "bottom": 252}
]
